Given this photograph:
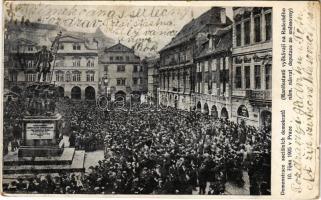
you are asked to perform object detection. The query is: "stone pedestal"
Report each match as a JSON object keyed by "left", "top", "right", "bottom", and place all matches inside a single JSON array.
[
  {"left": 3, "top": 113, "right": 85, "bottom": 179},
  {"left": 18, "top": 113, "right": 63, "bottom": 157}
]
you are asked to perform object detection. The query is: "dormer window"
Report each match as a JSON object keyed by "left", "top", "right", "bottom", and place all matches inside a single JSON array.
[
  {"left": 27, "top": 46, "right": 33, "bottom": 51},
  {"left": 73, "top": 43, "right": 81, "bottom": 50}
]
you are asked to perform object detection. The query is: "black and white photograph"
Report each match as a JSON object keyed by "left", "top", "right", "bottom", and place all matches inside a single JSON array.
[{"left": 3, "top": 3, "right": 272, "bottom": 195}]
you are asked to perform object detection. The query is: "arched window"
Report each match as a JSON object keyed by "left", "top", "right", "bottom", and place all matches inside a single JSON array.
[{"left": 237, "top": 105, "right": 249, "bottom": 117}]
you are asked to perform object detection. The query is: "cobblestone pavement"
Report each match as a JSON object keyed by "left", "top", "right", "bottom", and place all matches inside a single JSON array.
[{"left": 84, "top": 150, "right": 105, "bottom": 172}]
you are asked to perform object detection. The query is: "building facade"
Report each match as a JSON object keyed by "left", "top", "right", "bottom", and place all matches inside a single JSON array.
[
  {"left": 158, "top": 7, "right": 232, "bottom": 111},
  {"left": 194, "top": 27, "right": 232, "bottom": 119},
  {"left": 231, "top": 7, "right": 272, "bottom": 127},
  {"left": 99, "top": 42, "right": 147, "bottom": 101},
  {"left": 146, "top": 56, "right": 160, "bottom": 104},
  {"left": 52, "top": 35, "right": 99, "bottom": 100},
  {"left": 4, "top": 21, "right": 60, "bottom": 94}
]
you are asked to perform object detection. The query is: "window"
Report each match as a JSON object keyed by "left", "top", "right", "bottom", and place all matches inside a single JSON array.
[
  {"left": 86, "top": 59, "right": 94, "bottom": 67},
  {"left": 133, "top": 78, "right": 138, "bottom": 85},
  {"left": 265, "top": 64, "right": 272, "bottom": 89},
  {"left": 110, "top": 57, "right": 113, "bottom": 61},
  {"left": 255, "top": 65, "right": 261, "bottom": 89},
  {"left": 116, "top": 56, "right": 119, "bottom": 61},
  {"left": 265, "top": 13, "right": 272, "bottom": 41},
  {"left": 73, "top": 58, "right": 81, "bottom": 67},
  {"left": 27, "top": 46, "right": 33, "bottom": 51},
  {"left": 66, "top": 71, "right": 71, "bottom": 82},
  {"left": 235, "top": 66, "right": 242, "bottom": 88},
  {"left": 55, "top": 72, "right": 64, "bottom": 82},
  {"left": 47, "top": 73, "right": 52, "bottom": 82},
  {"left": 244, "top": 20, "right": 251, "bottom": 45},
  {"left": 117, "top": 65, "right": 125, "bottom": 72},
  {"left": 27, "top": 60, "right": 33, "bottom": 68},
  {"left": 119, "top": 56, "right": 123, "bottom": 61},
  {"left": 126, "top": 56, "right": 130, "bottom": 61},
  {"left": 244, "top": 66, "right": 251, "bottom": 88},
  {"left": 25, "top": 73, "right": 36, "bottom": 82},
  {"left": 86, "top": 73, "right": 95, "bottom": 82},
  {"left": 104, "top": 65, "right": 108, "bottom": 72},
  {"left": 236, "top": 24, "right": 242, "bottom": 46},
  {"left": 117, "top": 78, "right": 126, "bottom": 86},
  {"left": 72, "top": 72, "right": 81, "bottom": 82},
  {"left": 73, "top": 43, "right": 81, "bottom": 50},
  {"left": 254, "top": 16, "right": 261, "bottom": 42},
  {"left": 133, "top": 65, "right": 138, "bottom": 72},
  {"left": 59, "top": 44, "right": 64, "bottom": 50}
]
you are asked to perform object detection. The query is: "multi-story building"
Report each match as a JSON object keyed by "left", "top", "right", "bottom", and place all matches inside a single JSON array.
[
  {"left": 99, "top": 42, "right": 147, "bottom": 101},
  {"left": 158, "top": 7, "right": 232, "bottom": 110},
  {"left": 4, "top": 20, "right": 113, "bottom": 101},
  {"left": 4, "top": 20, "right": 60, "bottom": 94},
  {"left": 231, "top": 7, "right": 272, "bottom": 127},
  {"left": 52, "top": 34, "right": 99, "bottom": 100},
  {"left": 194, "top": 26, "right": 232, "bottom": 119},
  {"left": 146, "top": 56, "right": 160, "bottom": 104}
]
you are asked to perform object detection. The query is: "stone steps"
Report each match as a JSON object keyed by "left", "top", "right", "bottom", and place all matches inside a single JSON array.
[
  {"left": 3, "top": 149, "right": 85, "bottom": 175},
  {"left": 4, "top": 148, "right": 75, "bottom": 166}
]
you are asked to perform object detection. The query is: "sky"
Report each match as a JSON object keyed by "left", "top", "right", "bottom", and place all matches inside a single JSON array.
[{"left": 5, "top": 2, "right": 233, "bottom": 57}]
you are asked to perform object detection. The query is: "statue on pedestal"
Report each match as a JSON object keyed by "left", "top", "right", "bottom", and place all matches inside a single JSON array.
[{"left": 34, "top": 46, "right": 53, "bottom": 82}]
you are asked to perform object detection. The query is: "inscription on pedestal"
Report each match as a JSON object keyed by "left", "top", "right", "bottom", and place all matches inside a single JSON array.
[{"left": 26, "top": 123, "right": 55, "bottom": 140}]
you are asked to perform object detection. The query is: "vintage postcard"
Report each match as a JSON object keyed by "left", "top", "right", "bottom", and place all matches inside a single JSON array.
[{"left": 1, "top": 1, "right": 320, "bottom": 199}]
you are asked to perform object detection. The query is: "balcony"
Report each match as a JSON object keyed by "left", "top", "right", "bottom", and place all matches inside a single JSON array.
[
  {"left": 232, "top": 90, "right": 252, "bottom": 97},
  {"left": 249, "top": 90, "right": 272, "bottom": 101},
  {"left": 232, "top": 89, "right": 272, "bottom": 104}
]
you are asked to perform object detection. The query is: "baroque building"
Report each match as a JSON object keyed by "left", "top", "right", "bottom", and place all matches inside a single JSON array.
[
  {"left": 194, "top": 26, "right": 232, "bottom": 119},
  {"left": 99, "top": 42, "right": 147, "bottom": 101},
  {"left": 231, "top": 7, "right": 272, "bottom": 127},
  {"left": 158, "top": 7, "right": 232, "bottom": 111},
  {"left": 52, "top": 35, "right": 99, "bottom": 100}
]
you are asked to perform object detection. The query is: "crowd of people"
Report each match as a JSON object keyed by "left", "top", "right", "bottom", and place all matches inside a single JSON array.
[{"left": 4, "top": 98, "right": 271, "bottom": 195}]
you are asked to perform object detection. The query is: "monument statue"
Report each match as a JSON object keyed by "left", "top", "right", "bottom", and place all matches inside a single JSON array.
[
  {"left": 17, "top": 31, "right": 63, "bottom": 157},
  {"left": 34, "top": 46, "right": 53, "bottom": 82}
]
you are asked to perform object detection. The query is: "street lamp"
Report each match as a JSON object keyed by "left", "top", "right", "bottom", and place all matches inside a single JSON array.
[{"left": 103, "top": 76, "right": 109, "bottom": 96}]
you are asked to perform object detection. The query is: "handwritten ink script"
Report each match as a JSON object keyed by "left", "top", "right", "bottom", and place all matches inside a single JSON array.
[
  {"left": 4, "top": 2, "right": 209, "bottom": 56},
  {"left": 279, "top": 3, "right": 319, "bottom": 198}
]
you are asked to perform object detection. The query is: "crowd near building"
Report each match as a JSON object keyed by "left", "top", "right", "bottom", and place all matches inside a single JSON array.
[
  {"left": 99, "top": 42, "right": 147, "bottom": 101},
  {"left": 4, "top": 7, "right": 272, "bottom": 128},
  {"left": 155, "top": 7, "right": 272, "bottom": 128},
  {"left": 3, "top": 6, "right": 272, "bottom": 195}
]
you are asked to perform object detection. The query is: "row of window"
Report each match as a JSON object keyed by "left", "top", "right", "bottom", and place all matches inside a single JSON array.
[
  {"left": 116, "top": 78, "right": 143, "bottom": 86},
  {"left": 11, "top": 46, "right": 34, "bottom": 51},
  {"left": 110, "top": 56, "right": 130, "bottom": 62},
  {"left": 234, "top": 64, "right": 271, "bottom": 89},
  {"left": 103, "top": 65, "right": 142, "bottom": 72},
  {"left": 55, "top": 71, "right": 95, "bottom": 82},
  {"left": 235, "top": 12, "right": 272, "bottom": 46}
]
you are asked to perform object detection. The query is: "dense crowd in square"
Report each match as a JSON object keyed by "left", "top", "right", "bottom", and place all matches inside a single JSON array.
[{"left": 3, "top": 97, "right": 271, "bottom": 195}]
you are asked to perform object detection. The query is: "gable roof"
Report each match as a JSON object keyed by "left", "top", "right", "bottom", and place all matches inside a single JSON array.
[
  {"left": 58, "top": 35, "right": 85, "bottom": 43},
  {"left": 104, "top": 42, "right": 134, "bottom": 53},
  {"left": 160, "top": 7, "right": 232, "bottom": 52},
  {"left": 11, "top": 38, "right": 37, "bottom": 46},
  {"left": 196, "top": 26, "right": 232, "bottom": 59}
]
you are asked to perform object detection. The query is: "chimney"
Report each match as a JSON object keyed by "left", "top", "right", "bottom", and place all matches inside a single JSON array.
[
  {"left": 208, "top": 34, "right": 213, "bottom": 50},
  {"left": 220, "top": 8, "right": 226, "bottom": 24}
]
